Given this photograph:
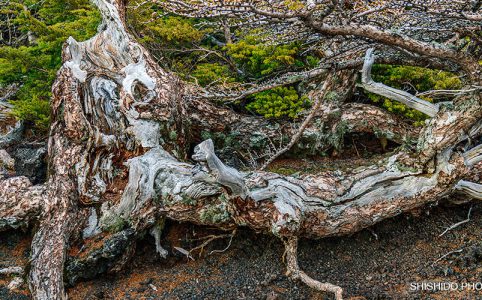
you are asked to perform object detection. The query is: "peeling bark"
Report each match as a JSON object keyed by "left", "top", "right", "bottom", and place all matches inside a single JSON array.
[
  {"left": 0, "top": 176, "right": 44, "bottom": 231},
  {"left": 101, "top": 138, "right": 477, "bottom": 238},
  {"left": 0, "top": 0, "right": 480, "bottom": 299}
]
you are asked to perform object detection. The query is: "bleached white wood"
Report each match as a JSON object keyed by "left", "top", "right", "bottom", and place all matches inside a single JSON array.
[{"left": 360, "top": 48, "right": 439, "bottom": 117}]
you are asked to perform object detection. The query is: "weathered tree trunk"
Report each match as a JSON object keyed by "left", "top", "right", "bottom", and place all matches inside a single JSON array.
[{"left": 0, "top": 0, "right": 480, "bottom": 299}]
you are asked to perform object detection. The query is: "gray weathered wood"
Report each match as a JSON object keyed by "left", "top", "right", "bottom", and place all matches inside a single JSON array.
[
  {"left": 455, "top": 180, "right": 482, "bottom": 200},
  {"left": 360, "top": 48, "right": 439, "bottom": 117}
]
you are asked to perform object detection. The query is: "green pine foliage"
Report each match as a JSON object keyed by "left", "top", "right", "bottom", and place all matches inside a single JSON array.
[
  {"left": 367, "top": 65, "right": 462, "bottom": 125},
  {"left": 129, "top": 5, "right": 318, "bottom": 119},
  {"left": 127, "top": 4, "right": 214, "bottom": 84},
  {"left": 226, "top": 35, "right": 301, "bottom": 78},
  {"left": 128, "top": 5, "right": 204, "bottom": 47},
  {"left": 191, "top": 63, "right": 235, "bottom": 86},
  {"left": 0, "top": 0, "right": 100, "bottom": 131},
  {"left": 246, "top": 86, "right": 310, "bottom": 118},
  {"left": 0, "top": 0, "right": 467, "bottom": 132}
]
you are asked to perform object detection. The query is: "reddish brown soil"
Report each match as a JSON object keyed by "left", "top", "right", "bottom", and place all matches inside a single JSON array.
[{"left": 1, "top": 203, "right": 481, "bottom": 300}]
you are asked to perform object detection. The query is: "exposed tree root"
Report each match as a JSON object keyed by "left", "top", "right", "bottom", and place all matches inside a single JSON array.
[
  {"left": 189, "top": 229, "right": 237, "bottom": 257},
  {"left": 0, "top": 0, "right": 480, "bottom": 298},
  {"left": 283, "top": 236, "right": 343, "bottom": 300}
]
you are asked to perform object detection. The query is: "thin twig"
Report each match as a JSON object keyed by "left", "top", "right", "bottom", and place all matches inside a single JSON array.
[
  {"left": 189, "top": 230, "right": 236, "bottom": 257},
  {"left": 173, "top": 246, "right": 195, "bottom": 260},
  {"left": 352, "top": 137, "right": 360, "bottom": 158},
  {"left": 259, "top": 73, "right": 332, "bottom": 171},
  {"left": 439, "top": 205, "right": 473, "bottom": 237},
  {"left": 431, "top": 248, "right": 464, "bottom": 267},
  {"left": 209, "top": 229, "right": 237, "bottom": 255},
  {"left": 367, "top": 228, "right": 378, "bottom": 240},
  {"left": 416, "top": 87, "right": 482, "bottom": 98}
]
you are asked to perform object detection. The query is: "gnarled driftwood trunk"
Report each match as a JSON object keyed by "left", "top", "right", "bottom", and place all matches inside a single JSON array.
[{"left": 0, "top": 0, "right": 480, "bottom": 299}]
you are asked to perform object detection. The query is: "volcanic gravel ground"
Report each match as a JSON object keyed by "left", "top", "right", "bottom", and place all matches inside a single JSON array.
[{"left": 1, "top": 202, "right": 481, "bottom": 299}]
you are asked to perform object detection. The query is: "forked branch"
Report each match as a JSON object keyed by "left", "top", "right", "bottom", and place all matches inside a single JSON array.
[{"left": 259, "top": 74, "right": 332, "bottom": 170}]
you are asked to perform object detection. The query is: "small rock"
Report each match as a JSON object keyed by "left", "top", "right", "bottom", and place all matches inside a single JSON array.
[{"left": 149, "top": 283, "right": 157, "bottom": 291}]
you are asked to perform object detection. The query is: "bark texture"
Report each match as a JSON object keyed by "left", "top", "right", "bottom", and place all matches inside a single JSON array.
[{"left": 0, "top": 0, "right": 480, "bottom": 299}]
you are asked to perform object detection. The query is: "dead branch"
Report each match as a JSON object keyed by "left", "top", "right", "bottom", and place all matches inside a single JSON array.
[
  {"left": 0, "top": 0, "right": 480, "bottom": 299},
  {"left": 455, "top": 180, "right": 482, "bottom": 200},
  {"left": 439, "top": 205, "right": 473, "bottom": 237},
  {"left": 431, "top": 248, "right": 464, "bottom": 267},
  {"left": 259, "top": 74, "right": 332, "bottom": 170},
  {"left": 416, "top": 87, "right": 482, "bottom": 99},
  {"left": 0, "top": 267, "right": 24, "bottom": 275},
  {"left": 359, "top": 48, "right": 439, "bottom": 117},
  {"left": 463, "top": 144, "right": 482, "bottom": 166}
]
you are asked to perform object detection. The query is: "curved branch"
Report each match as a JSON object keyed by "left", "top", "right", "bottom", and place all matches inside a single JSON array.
[
  {"left": 198, "top": 55, "right": 457, "bottom": 102},
  {"left": 463, "top": 144, "right": 482, "bottom": 166},
  {"left": 160, "top": 1, "right": 481, "bottom": 82},
  {"left": 305, "top": 22, "right": 481, "bottom": 81},
  {"left": 189, "top": 99, "right": 417, "bottom": 159},
  {"left": 360, "top": 48, "right": 439, "bottom": 117},
  {"left": 283, "top": 236, "right": 343, "bottom": 300},
  {"left": 455, "top": 180, "right": 482, "bottom": 200},
  {"left": 192, "top": 139, "right": 248, "bottom": 198},
  {"left": 104, "top": 136, "right": 472, "bottom": 240}
]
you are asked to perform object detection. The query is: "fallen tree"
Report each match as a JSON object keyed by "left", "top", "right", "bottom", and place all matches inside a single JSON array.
[{"left": 0, "top": 0, "right": 481, "bottom": 299}]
